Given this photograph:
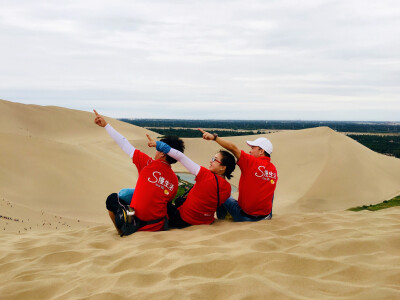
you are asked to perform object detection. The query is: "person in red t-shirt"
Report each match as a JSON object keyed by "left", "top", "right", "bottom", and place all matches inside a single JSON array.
[
  {"left": 199, "top": 129, "right": 278, "bottom": 222},
  {"left": 146, "top": 134, "right": 236, "bottom": 228},
  {"left": 94, "top": 110, "right": 185, "bottom": 234}
]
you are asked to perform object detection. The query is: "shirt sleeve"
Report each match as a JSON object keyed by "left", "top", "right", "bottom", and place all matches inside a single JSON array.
[
  {"left": 132, "top": 149, "right": 152, "bottom": 172},
  {"left": 167, "top": 148, "right": 201, "bottom": 176},
  {"left": 105, "top": 124, "right": 135, "bottom": 158},
  {"left": 194, "top": 166, "right": 208, "bottom": 182},
  {"left": 237, "top": 150, "right": 250, "bottom": 169}
]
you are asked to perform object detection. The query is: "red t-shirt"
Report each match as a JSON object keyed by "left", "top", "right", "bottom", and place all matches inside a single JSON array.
[
  {"left": 130, "top": 149, "right": 178, "bottom": 231},
  {"left": 178, "top": 167, "right": 231, "bottom": 225},
  {"left": 237, "top": 150, "right": 278, "bottom": 216}
]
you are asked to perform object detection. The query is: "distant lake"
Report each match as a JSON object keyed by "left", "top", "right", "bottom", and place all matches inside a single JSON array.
[{"left": 176, "top": 172, "right": 238, "bottom": 193}]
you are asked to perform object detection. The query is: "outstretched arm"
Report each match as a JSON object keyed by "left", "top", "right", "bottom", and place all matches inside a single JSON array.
[
  {"left": 147, "top": 134, "right": 200, "bottom": 176},
  {"left": 198, "top": 128, "right": 241, "bottom": 160},
  {"left": 94, "top": 109, "right": 135, "bottom": 158}
]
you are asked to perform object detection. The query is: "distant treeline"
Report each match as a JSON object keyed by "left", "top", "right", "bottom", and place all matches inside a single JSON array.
[
  {"left": 118, "top": 119, "right": 400, "bottom": 157},
  {"left": 145, "top": 127, "right": 265, "bottom": 138},
  {"left": 148, "top": 130, "right": 400, "bottom": 158},
  {"left": 348, "top": 135, "right": 400, "bottom": 158},
  {"left": 119, "top": 119, "right": 400, "bottom": 133}
]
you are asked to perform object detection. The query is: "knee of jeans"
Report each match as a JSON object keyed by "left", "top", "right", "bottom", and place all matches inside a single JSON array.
[
  {"left": 223, "top": 196, "right": 237, "bottom": 207},
  {"left": 106, "top": 193, "right": 118, "bottom": 211}
]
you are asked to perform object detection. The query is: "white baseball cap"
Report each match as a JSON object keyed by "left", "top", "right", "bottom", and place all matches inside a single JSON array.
[{"left": 246, "top": 137, "right": 273, "bottom": 155}]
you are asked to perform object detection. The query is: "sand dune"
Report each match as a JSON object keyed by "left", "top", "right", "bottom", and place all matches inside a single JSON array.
[
  {"left": 269, "top": 127, "right": 400, "bottom": 212},
  {"left": 2, "top": 99, "right": 400, "bottom": 218},
  {"left": 1, "top": 99, "right": 400, "bottom": 299},
  {"left": 1, "top": 210, "right": 399, "bottom": 299},
  {"left": 0, "top": 99, "right": 160, "bottom": 223}
]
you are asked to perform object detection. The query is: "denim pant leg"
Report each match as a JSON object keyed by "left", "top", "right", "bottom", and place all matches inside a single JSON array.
[
  {"left": 222, "top": 197, "right": 258, "bottom": 222},
  {"left": 118, "top": 188, "right": 135, "bottom": 205},
  {"left": 216, "top": 204, "right": 228, "bottom": 219}
]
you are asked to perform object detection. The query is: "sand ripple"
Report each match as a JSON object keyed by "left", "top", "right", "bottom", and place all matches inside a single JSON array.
[{"left": 1, "top": 209, "right": 399, "bottom": 299}]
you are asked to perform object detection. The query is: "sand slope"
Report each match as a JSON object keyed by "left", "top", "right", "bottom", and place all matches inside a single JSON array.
[
  {"left": 270, "top": 127, "right": 400, "bottom": 212},
  {"left": 2, "top": 99, "right": 400, "bottom": 219},
  {"left": 0, "top": 99, "right": 160, "bottom": 223},
  {"left": 1, "top": 209, "right": 399, "bottom": 299},
  {"left": 1, "top": 99, "right": 400, "bottom": 299}
]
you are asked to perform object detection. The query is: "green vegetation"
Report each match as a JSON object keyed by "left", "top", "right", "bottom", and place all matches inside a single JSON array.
[
  {"left": 119, "top": 119, "right": 400, "bottom": 133},
  {"left": 348, "top": 195, "right": 400, "bottom": 211},
  {"left": 173, "top": 178, "right": 193, "bottom": 204},
  {"left": 120, "top": 119, "right": 400, "bottom": 156},
  {"left": 119, "top": 118, "right": 400, "bottom": 158},
  {"left": 347, "top": 135, "right": 400, "bottom": 158},
  {"left": 147, "top": 127, "right": 264, "bottom": 138}
]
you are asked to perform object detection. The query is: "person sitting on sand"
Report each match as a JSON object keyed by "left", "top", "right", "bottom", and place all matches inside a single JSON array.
[
  {"left": 146, "top": 134, "right": 236, "bottom": 228},
  {"left": 93, "top": 110, "right": 185, "bottom": 234},
  {"left": 199, "top": 129, "right": 278, "bottom": 222}
]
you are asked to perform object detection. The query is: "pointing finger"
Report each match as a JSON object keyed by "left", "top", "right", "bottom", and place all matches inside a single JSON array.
[
  {"left": 198, "top": 128, "right": 206, "bottom": 134},
  {"left": 146, "top": 134, "right": 153, "bottom": 141},
  {"left": 93, "top": 109, "right": 100, "bottom": 116}
]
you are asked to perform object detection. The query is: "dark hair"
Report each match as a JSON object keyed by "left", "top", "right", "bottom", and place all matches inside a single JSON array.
[
  {"left": 160, "top": 135, "right": 185, "bottom": 164},
  {"left": 258, "top": 147, "right": 270, "bottom": 157},
  {"left": 219, "top": 150, "right": 236, "bottom": 180}
]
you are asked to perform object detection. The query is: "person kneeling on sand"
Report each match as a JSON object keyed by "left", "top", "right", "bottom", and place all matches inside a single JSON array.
[
  {"left": 199, "top": 129, "right": 278, "bottom": 222},
  {"left": 146, "top": 134, "right": 236, "bottom": 228},
  {"left": 93, "top": 110, "right": 185, "bottom": 234}
]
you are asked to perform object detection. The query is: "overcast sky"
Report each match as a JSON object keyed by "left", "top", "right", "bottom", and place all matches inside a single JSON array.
[{"left": 1, "top": 0, "right": 399, "bottom": 120}]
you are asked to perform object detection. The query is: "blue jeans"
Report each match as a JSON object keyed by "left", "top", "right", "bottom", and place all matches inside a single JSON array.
[
  {"left": 217, "top": 196, "right": 272, "bottom": 222},
  {"left": 118, "top": 188, "right": 135, "bottom": 205}
]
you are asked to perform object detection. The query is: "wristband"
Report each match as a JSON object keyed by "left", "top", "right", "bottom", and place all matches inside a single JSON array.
[
  {"left": 156, "top": 141, "right": 171, "bottom": 154},
  {"left": 213, "top": 133, "right": 218, "bottom": 140}
]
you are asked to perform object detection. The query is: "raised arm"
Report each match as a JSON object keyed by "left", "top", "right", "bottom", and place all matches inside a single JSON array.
[
  {"left": 146, "top": 134, "right": 201, "bottom": 176},
  {"left": 94, "top": 109, "right": 135, "bottom": 158},
  {"left": 198, "top": 128, "right": 241, "bottom": 160}
]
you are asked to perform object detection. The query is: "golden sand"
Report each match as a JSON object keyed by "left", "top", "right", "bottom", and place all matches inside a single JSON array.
[{"left": 1, "top": 99, "right": 399, "bottom": 299}]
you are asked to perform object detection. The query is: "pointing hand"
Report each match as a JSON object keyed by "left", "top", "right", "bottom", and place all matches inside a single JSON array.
[
  {"left": 198, "top": 128, "right": 214, "bottom": 140},
  {"left": 146, "top": 134, "right": 156, "bottom": 147},
  {"left": 93, "top": 109, "right": 107, "bottom": 127}
]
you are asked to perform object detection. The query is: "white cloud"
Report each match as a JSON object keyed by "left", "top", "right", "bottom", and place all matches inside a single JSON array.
[{"left": 0, "top": 0, "right": 399, "bottom": 120}]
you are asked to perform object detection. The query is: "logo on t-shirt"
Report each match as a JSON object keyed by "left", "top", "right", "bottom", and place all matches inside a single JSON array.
[
  {"left": 148, "top": 171, "right": 175, "bottom": 191},
  {"left": 255, "top": 166, "right": 277, "bottom": 182}
]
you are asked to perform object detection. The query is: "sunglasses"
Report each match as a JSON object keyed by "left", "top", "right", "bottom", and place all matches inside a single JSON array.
[{"left": 211, "top": 156, "right": 222, "bottom": 164}]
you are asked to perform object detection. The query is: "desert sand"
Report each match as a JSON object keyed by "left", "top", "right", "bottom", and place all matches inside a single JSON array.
[{"left": 1, "top": 99, "right": 399, "bottom": 299}]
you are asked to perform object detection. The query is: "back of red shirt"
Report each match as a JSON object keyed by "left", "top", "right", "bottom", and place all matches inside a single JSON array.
[
  {"left": 237, "top": 151, "right": 278, "bottom": 216},
  {"left": 178, "top": 167, "right": 231, "bottom": 225},
  {"left": 130, "top": 150, "right": 178, "bottom": 231}
]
